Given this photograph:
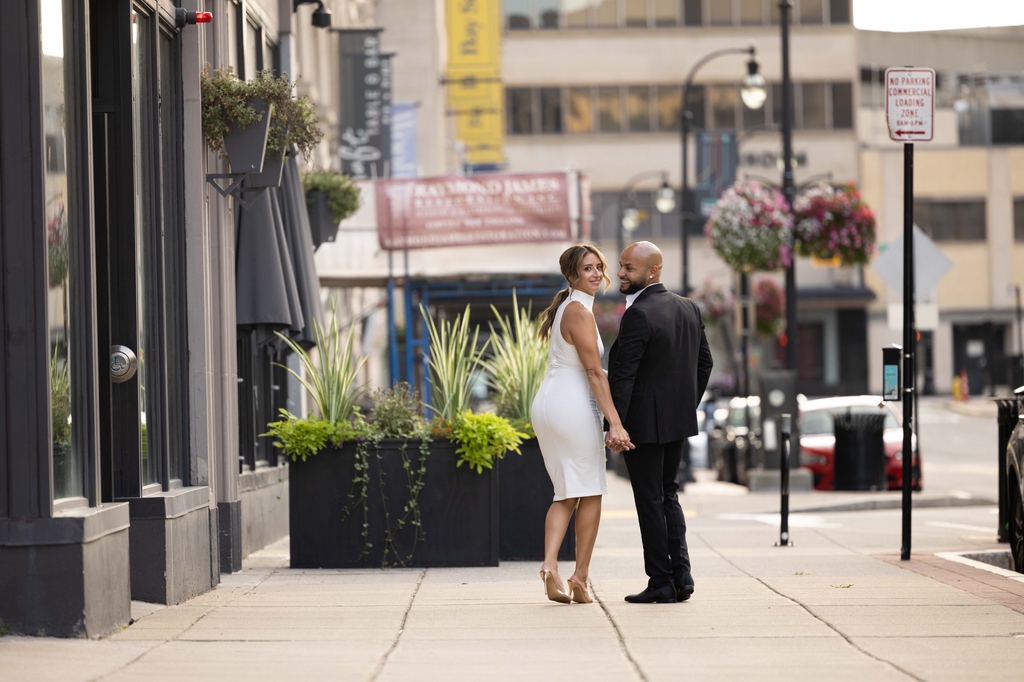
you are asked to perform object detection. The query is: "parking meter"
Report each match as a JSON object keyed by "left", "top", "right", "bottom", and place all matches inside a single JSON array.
[
  {"left": 759, "top": 370, "right": 798, "bottom": 469},
  {"left": 883, "top": 345, "right": 902, "bottom": 401}
]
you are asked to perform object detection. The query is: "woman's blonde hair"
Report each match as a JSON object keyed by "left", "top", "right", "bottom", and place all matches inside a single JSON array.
[{"left": 537, "top": 243, "right": 611, "bottom": 341}]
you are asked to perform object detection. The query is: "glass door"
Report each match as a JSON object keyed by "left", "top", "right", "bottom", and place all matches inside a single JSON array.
[{"left": 91, "top": 0, "right": 186, "bottom": 500}]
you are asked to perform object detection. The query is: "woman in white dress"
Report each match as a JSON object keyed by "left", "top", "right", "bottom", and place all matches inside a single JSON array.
[{"left": 531, "top": 244, "right": 633, "bottom": 604}]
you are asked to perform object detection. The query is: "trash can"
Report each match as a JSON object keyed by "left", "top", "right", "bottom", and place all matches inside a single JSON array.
[{"left": 832, "top": 413, "right": 887, "bottom": 491}]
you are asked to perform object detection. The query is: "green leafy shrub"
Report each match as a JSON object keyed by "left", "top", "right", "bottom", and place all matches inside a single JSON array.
[
  {"left": 266, "top": 95, "right": 323, "bottom": 159},
  {"left": 303, "top": 170, "right": 362, "bottom": 224},
  {"left": 263, "top": 409, "right": 368, "bottom": 461},
  {"left": 200, "top": 67, "right": 292, "bottom": 155},
  {"left": 450, "top": 410, "right": 526, "bottom": 473},
  {"left": 369, "top": 382, "right": 429, "bottom": 439}
]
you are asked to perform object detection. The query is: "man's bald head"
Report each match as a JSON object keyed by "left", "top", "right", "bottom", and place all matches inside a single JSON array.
[{"left": 618, "top": 241, "right": 664, "bottom": 294}]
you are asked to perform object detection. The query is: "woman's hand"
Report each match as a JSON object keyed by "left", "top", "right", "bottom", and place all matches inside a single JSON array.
[{"left": 605, "top": 424, "right": 634, "bottom": 452}]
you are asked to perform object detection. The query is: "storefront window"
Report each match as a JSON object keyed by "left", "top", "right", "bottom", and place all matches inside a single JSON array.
[
  {"left": 42, "top": 0, "right": 82, "bottom": 500},
  {"left": 132, "top": 8, "right": 158, "bottom": 485}
]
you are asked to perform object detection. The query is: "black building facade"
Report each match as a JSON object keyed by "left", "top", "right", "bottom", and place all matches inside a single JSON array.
[{"left": 1, "top": 0, "right": 294, "bottom": 637}]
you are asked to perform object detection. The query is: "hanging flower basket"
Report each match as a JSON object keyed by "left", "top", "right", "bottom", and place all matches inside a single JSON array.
[
  {"left": 793, "top": 182, "right": 877, "bottom": 266},
  {"left": 705, "top": 181, "right": 793, "bottom": 272},
  {"left": 752, "top": 276, "right": 785, "bottom": 339}
]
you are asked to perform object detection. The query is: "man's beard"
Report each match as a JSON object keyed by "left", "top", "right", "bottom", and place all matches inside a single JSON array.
[{"left": 619, "top": 278, "right": 645, "bottom": 295}]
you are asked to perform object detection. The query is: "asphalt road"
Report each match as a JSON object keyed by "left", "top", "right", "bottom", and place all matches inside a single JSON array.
[{"left": 914, "top": 396, "right": 999, "bottom": 502}]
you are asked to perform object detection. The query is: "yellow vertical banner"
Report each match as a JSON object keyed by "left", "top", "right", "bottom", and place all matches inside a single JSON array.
[{"left": 446, "top": 0, "right": 504, "bottom": 167}]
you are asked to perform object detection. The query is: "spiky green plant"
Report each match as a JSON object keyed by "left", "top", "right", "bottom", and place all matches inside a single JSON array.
[
  {"left": 484, "top": 292, "right": 548, "bottom": 434},
  {"left": 421, "top": 304, "right": 488, "bottom": 422},
  {"left": 274, "top": 300, "right": 367, "bottom": 423}
]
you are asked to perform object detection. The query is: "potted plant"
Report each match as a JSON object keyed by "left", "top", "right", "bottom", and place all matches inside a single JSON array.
[
  {"left": 705, "top": 180, "right": 794, "bottom": 273},
  {"left": 201, "top": 67, "right": 291, "bottom": 173},
  {"left": 270, "top": 301, "right": 508, "bottom": 568},
  {"left": 793, "top": 182, "right": 877, "bottom": 267},
  {"left": 302, "top": 170, "right": 362, "bottom": 247},
  {"left": 248, "top": 94, "right": 324, "bottom": 188},
  {"left": 484, "top": 294, "right": 575, "bottom": 561}
]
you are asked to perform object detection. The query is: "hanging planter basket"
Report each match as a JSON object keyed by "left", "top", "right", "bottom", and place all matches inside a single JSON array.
[
  {"left": 793, "top": 183, "right": 877, "bottom": 266},
  {"left": 221, "top": 97, "right": 272, "bottom": 174},
  {"left": 753, "top": 275, "right": 785, "bottom": 339},
  {"left": 305, "top": 190, "right": 337, "bottom": 248},
  {"left": 705, "top": 181, "right": 793, "bottom": 273}
]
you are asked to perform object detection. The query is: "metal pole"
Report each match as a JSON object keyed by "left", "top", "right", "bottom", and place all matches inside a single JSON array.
[
  {"left": 740, "top": 270, "right": 750, "bottom": 400},
  {"left": 779, "top": 413, "right": 791, "bottom": 547},
  {"left": 779, "top": 0, "right": 798, "bottom": 372},
  {"left": 901, "top": 142, "right": 915, "bottom": 561},
  {"left": 681, "top": 109, "right": 690, "bottom": 295}
]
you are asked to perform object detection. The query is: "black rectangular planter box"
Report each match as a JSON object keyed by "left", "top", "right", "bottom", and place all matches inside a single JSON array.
[
  {"left": 497, "top": 439, "right": 575, "bottom": 562},
  {"left": 289, "top": 439, "right": 498, "bottom": 568}
]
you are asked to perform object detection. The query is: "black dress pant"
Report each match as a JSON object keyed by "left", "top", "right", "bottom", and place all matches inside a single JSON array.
[{"left": 623, "top": 439, "right": 690, "bottom": 590}]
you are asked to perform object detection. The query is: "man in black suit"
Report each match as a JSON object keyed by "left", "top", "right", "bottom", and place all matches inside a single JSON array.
[{"left": 607, "top": 241, "right": 713, "bottom": 604}]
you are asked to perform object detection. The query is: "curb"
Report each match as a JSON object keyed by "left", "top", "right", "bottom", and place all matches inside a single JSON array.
[{"left": 789, "top": 495, "right": 996, "bottom": 513}]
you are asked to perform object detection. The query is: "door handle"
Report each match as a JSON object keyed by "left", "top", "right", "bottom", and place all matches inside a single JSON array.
[{"left": 110, "top": 345, "right": 138, "bottom": 383}]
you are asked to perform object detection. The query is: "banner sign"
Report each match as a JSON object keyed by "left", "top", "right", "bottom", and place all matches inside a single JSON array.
[
  {"left": 376, "top": 172, "right": 578, "bottom": 250},
  {"left": 390, "top": 102, "right": 418, "bottom": 178},
  {"left": 445, "top": 0, "right": 504, "bottom": 167},
  {"left": 337, "top": 29, "right": 391, "bottom": 179}
]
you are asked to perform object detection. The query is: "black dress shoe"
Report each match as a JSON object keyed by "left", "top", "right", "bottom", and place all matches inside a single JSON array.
[
  {"left": 624, "top": 586, "right": 677, "bottom": 604},
  {"left": 675, "top": 573, "right": 695, "bottom": 602}
]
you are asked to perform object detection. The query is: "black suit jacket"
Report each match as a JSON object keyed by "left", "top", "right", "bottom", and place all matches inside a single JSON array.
[{"left": 608, "top": 284, "right": 713, "bottom": 445}]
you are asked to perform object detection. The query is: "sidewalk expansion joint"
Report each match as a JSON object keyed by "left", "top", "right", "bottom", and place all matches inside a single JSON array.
[
  {"left": 695, "top": 530, "right": 927, "bottom": 682},
  {"left": 368, "top": 568, "right": 426, "bottom": 682},
  {"left": 593, "top": 584, "right": 649, "bottom": 682}
]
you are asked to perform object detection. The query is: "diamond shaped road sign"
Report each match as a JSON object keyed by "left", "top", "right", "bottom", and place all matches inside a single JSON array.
[{"left": 872, "top": 225, "right": 952, "bottom": 301}]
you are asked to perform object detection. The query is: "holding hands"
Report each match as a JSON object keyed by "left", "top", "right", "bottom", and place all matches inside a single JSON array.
[{"left": 605, "top": 424, "right": 634, "bottom": 453}]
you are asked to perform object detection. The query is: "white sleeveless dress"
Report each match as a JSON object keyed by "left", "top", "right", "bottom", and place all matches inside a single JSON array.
[{"left": 530, "top": 290, "right": 608, "bottom": 501}]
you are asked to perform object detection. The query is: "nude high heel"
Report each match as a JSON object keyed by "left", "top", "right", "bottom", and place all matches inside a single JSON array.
[
  {"left": 567, "top": 578, "right": 593, "bottom": 604},
  {"left": 540, "top": 570, "right": 571, "bottom": 604}
]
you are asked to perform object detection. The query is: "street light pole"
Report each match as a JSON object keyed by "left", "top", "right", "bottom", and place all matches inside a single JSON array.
[
  {"left": 780, "top": 0, "right": 798, "bottom": 371},
  {"left": 680, "top": 45, "right": 765, "bottom": 296}
]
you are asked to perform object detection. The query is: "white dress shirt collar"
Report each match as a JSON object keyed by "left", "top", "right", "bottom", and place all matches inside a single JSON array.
[{"left": 624, "top": 282, "right": 657, "bottom": 309}]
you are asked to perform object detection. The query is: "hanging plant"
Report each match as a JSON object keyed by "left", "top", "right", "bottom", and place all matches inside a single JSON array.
[
  {"left": 692, "top": 276, "right": 735, "bottom": 324},
  {"left": 200, "top": 67, "right": 292, "bottom": 155},
  {"left": 793, "top": 182, "right": 877, "bottom": 266},
  {"left": 302, "top": 170, "right": 362, "bottom": 224},
  {"left": 265, "top": 94, "right": 323, "bottom": 160},
  {"left": 753, "top": 276, "right": 785, "bottom": 339},
  {"left": 705, "top": 181, "right": 793, "bottom": 272}
]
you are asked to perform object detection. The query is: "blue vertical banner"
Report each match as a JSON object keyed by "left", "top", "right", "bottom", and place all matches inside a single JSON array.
[
  {"left": 390, "top": 102, "right": 418, "bottom": 178},
  {"left": 694, "top": 131, "right": 738, "bottom": 218}
]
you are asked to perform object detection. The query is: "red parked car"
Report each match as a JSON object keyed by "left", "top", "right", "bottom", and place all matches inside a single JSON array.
[{"left": 798, "top": 395, "right": 922, "bottom": 491}]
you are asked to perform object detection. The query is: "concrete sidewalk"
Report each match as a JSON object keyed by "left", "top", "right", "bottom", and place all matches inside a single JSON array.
[{"left": 2, "top": 472, "right": 1023, "bottom": 681}]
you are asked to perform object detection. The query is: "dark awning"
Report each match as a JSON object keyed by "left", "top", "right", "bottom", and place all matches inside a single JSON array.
[{"left": 235, "top": 150, "right": 325, "bottom": 349}]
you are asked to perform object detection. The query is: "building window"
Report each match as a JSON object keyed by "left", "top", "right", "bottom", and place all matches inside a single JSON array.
[
  {"left": 540, "top": 87, "right": 563, "bottom": 133},
  {"left": 566, "top": 87, "right": 593, "bottom": 133},
  {"left": 505, "top": 81, "right": 854, "bottom": 135},
  {"left": 597, "top": 86, "right": 623, "bottom": 132},
  {"left": 626, "top": 86, "right": 652, "bottom": 132},
  {"left": 914, "top": 200, "right": 987, "bottom": 241},
  {"left": 507, "top": 87, "right": 533, "bottom": 134},
  {"left": 502, "top": 0, "right": 850, "bottom": 29},
  {"left": 1014, "top": 198, "right": 1024, "bottom": 242}
]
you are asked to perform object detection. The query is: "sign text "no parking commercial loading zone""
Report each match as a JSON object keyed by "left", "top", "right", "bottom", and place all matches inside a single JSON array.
[{"left": 885, "top": 68, "right": 935, "bottom": 142}]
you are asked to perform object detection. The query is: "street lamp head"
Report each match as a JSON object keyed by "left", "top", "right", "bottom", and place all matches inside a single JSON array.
[
  {"left": 621, "top": 206, "right": 640, "bottom": 233},
  {"left": 741, "top": 58, "right": 767, "bottom": 110},
  {"left": 655, "top": 180, "right": 676, "bottom": 214}
]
